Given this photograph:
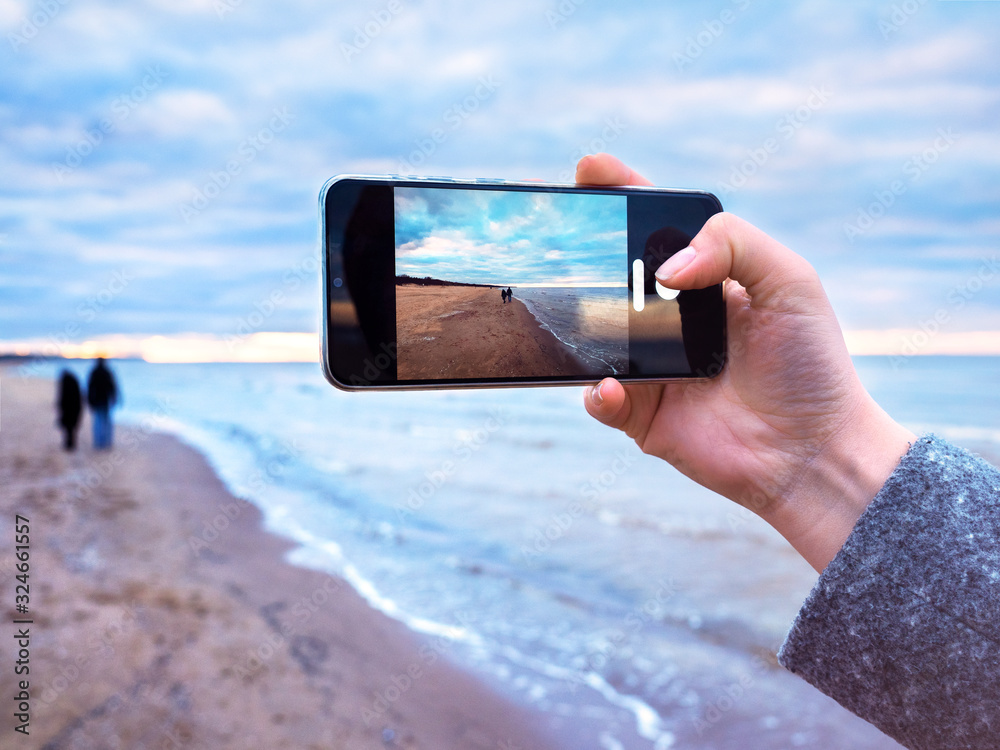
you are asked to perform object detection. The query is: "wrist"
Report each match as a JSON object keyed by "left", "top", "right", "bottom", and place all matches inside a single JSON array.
[{"left": 762, "top": 398, "right": 917, "bottom": 572}]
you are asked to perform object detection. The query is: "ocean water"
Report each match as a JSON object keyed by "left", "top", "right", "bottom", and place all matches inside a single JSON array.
[
  {"left": 34, "top": 356, "right": 1000, "bottom": 749},
  {"left": 515, "top": 286, "right": 629, "bottom": 375}
]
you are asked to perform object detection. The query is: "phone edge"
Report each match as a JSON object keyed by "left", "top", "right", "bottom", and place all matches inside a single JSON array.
[{"left": 318, "top": 174, "right": 727, "bottom": 392}]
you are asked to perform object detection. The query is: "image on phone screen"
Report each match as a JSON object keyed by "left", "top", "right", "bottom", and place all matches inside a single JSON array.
[
  {"left": 322, "top": 177, "right": 726, "bottom": 389},
  {"left": 394, "top": 187, "right": 628, "bottom": 380}
]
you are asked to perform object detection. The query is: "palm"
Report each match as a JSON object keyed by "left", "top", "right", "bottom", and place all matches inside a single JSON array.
[{"left": 619, "top": 283, "right": 860, "bottom": 511}]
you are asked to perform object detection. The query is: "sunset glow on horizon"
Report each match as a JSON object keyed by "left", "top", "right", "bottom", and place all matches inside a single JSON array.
[
  {"left": 0, "top": 332, "right": 319, "bottom": 364},
  {"left": 2, "top": 330, "right": 999, "bottom": 364}
]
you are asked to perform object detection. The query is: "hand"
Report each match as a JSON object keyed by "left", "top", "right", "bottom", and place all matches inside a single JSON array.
[{"left": 578, "top": 154, "right": 916, "bottom": 572}]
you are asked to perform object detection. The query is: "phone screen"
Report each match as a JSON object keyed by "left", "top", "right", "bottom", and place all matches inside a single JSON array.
[{"left": 322, "top": 176, "right": 726, "bottom": 390}]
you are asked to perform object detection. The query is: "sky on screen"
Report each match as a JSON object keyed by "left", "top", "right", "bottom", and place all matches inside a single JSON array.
[{"left": 395, "top": 187, "right": 626, "bottom": 287}]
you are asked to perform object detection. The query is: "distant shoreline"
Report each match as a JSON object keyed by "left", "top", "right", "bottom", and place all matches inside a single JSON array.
[{"left": 395, "top": 274, "right": 505, "bottom": 289}]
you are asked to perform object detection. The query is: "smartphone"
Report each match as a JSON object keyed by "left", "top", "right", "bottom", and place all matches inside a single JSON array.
[{"left": 321, "top": 174, "right": 726, "bottom": 390}]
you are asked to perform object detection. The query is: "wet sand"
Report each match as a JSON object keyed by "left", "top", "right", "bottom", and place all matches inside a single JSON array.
[
  {"left": 0, "top": 373, "right": 562, "bottom": 750},
  {"left": 396, "top": 285, "right": 593, "bottom": 380}
]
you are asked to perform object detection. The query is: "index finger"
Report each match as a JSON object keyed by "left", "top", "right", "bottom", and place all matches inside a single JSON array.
[{"left": 654, "top": 212, "right": 823, "bottom": 308}]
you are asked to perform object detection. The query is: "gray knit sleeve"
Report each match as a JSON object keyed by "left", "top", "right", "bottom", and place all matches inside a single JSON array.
[{"left": 778, "top": 435, "right": 1000, "bottom": 750}]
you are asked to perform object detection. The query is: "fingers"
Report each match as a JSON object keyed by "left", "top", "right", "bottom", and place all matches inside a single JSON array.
[
  {"left": 576, "top": 153, "right": 654, "bottom": 187},
  {"left": 574, "top": 156, "right": 822, "bottom": 309},
  {"left": 583, "top": 377, "right": 635, "bottom": 432},
  {"left": 654, "top": 212, "right": 822, "bottom": 306}
]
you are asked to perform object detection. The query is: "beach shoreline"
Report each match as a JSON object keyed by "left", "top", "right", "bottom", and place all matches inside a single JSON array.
[
  {"left": 514, "top": 287, "right": 630, "bottom": 375},
  {"left": 0, "top": 373, "right": 563, "bottom": 749},
  {"left": 395, "top": 285, "right": 597, "bottom": 380}
]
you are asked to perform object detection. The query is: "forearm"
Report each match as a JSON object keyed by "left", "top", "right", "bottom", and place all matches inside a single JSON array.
[
  {"left": 761, "top": 393, "right": 916, "bottom": 572},
  {"left": 779, "top": 435, "right": 1000, "bottom": 749}
]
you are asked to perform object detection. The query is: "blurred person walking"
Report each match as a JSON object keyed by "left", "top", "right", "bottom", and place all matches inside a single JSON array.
[
  {"left": 87, "top": 357, "right": 119, "bottom": 450},
  {"left": 56, "top": 369, "right": 83, "bottom": 451}
]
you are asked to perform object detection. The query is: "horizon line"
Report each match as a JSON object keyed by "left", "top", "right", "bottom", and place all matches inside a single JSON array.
[{"left": 1, "top": 329, "right": 999, "bottom": 363}]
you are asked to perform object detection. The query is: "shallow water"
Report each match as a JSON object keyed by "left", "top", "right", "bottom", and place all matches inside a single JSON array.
[
  {"left": 33, "top": 356, "right": 999, "bottom": 749},
  {"left": 515, "top": 286, "right": 629, "bottom": 375}
]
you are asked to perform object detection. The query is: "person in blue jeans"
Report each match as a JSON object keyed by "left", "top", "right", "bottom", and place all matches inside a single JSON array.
[
  {"left": 577, "top": 153, "right": 999, "bottom": 750},
  {"left": 86, "top": 357, "right": 119, "bottom": 449}
]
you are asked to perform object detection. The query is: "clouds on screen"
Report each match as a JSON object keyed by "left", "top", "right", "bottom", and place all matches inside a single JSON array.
[{"left": 395, "top": 188, "right": 626, "bottom": 285}]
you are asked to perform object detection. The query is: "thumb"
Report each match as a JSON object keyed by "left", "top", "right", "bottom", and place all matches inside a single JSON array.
[{"left": 654, "top": 212, "right": 823, "bottom": 308}]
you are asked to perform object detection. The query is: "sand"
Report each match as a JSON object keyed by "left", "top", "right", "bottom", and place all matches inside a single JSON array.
[
  {"left": 0, "top": 373, "right": 563, "bottom": 750},
  {"left": 395, "top": 286, "right": 592, "bottom": 381}
]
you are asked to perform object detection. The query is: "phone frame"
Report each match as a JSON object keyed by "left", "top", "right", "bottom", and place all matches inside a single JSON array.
[{"left": 320, "top": 174, "right": 727, "bottom": 391}]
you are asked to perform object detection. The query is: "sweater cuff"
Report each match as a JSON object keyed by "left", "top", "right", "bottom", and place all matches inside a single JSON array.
[{"left": 777, "top": 435, "right": 1000, "bottom": 750}]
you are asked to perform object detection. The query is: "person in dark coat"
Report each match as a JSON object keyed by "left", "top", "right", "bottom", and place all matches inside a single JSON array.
[
  {"left": 87, "top": 357, "right": 119, "bottom": 449},
  {"left": 506, "top": 287, "right": 513, "bottom": 302},
  {"left": 501, "top": 288, "right": 508, "bottom": 304},
  {"left": 56, "top": 370, "right": 83, "bottom": 451}
]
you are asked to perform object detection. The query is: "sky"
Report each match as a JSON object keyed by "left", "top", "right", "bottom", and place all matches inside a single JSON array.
[
  {"left": 394, "top": 187, "right": 627, "bottom": 286},
  {"left": 0, "top": 0, "right": 998, "bottom": 359}
]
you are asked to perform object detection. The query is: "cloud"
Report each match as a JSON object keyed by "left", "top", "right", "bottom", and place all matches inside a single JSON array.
[
  {"left": 121, "top": 89, "right": 237, "bottom": 138},
  {"left": 394, "top": 187, "right": 627, "bottom": 285},
  {"left": 143, "top": 0, "right": 219, "bottom": 15},
  {"left": 0, "top": 0, "right": 998, "bottom": 342},
  {"left": 0, "top": 0, "right": 23, "bottom": 28}
]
